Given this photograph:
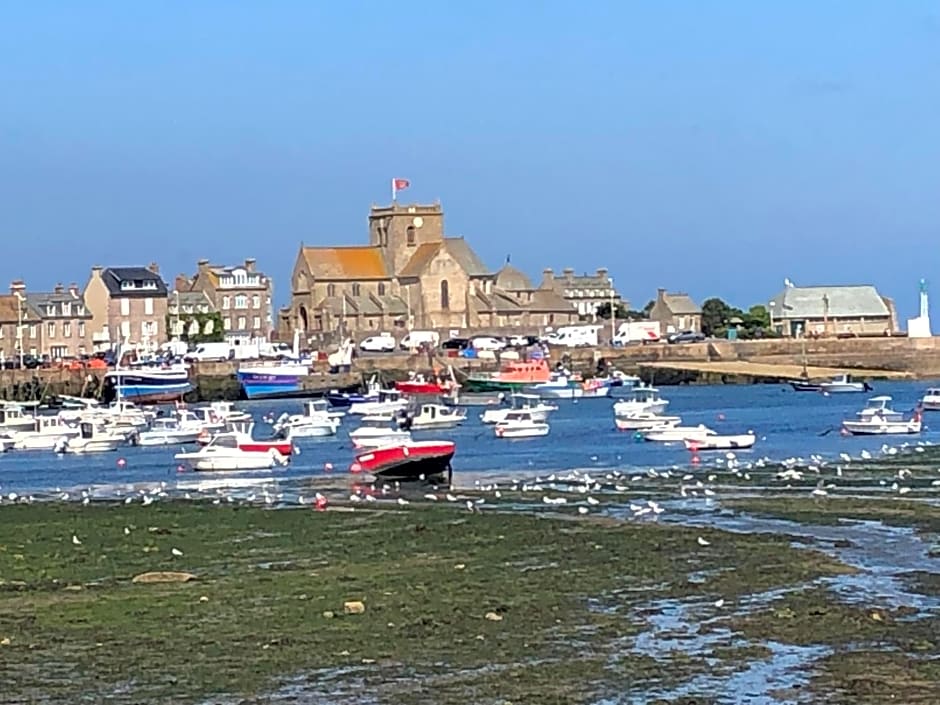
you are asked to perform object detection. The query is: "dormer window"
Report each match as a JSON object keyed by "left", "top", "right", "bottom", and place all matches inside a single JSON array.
[{"left": 46, "top": 305, "right": 55, "bottom": 316}]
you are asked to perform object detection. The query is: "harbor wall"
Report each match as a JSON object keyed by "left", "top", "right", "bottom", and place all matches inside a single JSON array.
[{"left": 3, "top": 336, "right": 940, "bottom": 403}]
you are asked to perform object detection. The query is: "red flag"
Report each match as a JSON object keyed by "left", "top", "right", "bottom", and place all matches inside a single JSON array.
[{"left": 393, "top": 178, "right": 410, "bottom": 191}]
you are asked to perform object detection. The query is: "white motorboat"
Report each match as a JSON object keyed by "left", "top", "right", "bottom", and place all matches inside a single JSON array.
[
  {"left": 0, "top": 403, "right": 38, "bottom": 434},
  {"left": 614, "top": 412, "right": 681, "bottom": 431},
  {"left": 207, "top": 400, "right": 253, "bottom": 424},
  {"left": 494, "top": 411, "right": 550, "bottom": 439},
  {"left": 820, "top": 374, "right": 872, "bottom": 394},
  {"left": 349, "top": 418, "right": 412, "bottom": 449},
  {"left": 349, "top": 389, "right": 408, "bottom": 417},
  {"left": 0, "top": 437, "right": 13, "bottom": 453},
  {"left": 480, "top": 394, "right": 557, "bottom": 424},
  {"left": 9, "top": 415, "right": 80, "bottom": 451},
  {"left": 684, "top": 433, "right": 757, "bottom": 451},
  {"left": 275, "top": 400, "right": 343, "bottom": 438},
  {"left": 921, "top": 388, "right": 940, "bottom": 411},
  {"left": 528, "top": 373, "right": 612, "bottom": 400},
  {"left": 138, "top": 417, "right": 202, "bottom": 447},
  {"left": 842, "top": 396, "right": 921, "bottom": 436},
  {"left": 404, "top": 403, "right": 467, "bottom": 430},
  {"left": 175, "top": 432, "right": 287, "bottom": 471},
  {"left": 613, "top": 386, "right": 669, "bottom": 416},
  {"left": 54, "top": 422, "right": 127, "bottom": 454},
  {"left": 644, "top": 425, "right": 717, "bottom": 443}
]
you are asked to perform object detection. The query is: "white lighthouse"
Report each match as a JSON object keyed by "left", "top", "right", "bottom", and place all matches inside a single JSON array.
[{"left": 907, "top": 279, "right": 932, "bottom": 337}]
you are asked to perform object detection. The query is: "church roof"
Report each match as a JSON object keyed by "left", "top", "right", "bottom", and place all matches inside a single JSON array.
[
  {"left": 399, "top": 243, "right": 442, "bottom": 278},
  {"left": 495, "top": 263, "right": 533, "bottom": 291},
  {"left": 443, "top": 238, "right": 489, "bottom": 277},
  {"left": 302, "top": 246, "right": 389, "bottom": 279}
]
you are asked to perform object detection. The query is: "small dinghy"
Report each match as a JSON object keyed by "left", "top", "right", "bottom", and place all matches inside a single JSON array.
[
  {"left": 354, "top": 440, "right": 455, "bottom": 482},
  {"left": 684, "top": 433, "right": 756, "bottom": 451}
]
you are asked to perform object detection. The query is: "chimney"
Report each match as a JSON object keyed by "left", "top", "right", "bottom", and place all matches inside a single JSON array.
[
  {"left": 147, "top": 262, "right": 160, "bottom": 275},
  {"left": 91, "top": 265, "right": 103, "bottom": 276},
  {"left": 245, "top": 258, "right": 256, "bottom": 273},
  {"left": 563, "top": 267, "right": 574, "bottom": 282},
  {"left": 9, "top": 280, "right": 26, "bottom": 296},
  {"left": 657, "top": 287, "right": 667, "bottom": 302},
  {"left": 175, "top": 274, "right": 191, "bottom": 292},
  {"left": 53, "top": 282, "right": 64, "bottom": 295},
  {"left": 68, "top": 282, "right": 79, "bottom": 297},
  {"left": 596, "top": 267, "right": 608, "bottom": 279},
  {"left": 540, "top": 268, "right": 554, "bottom": 289}
]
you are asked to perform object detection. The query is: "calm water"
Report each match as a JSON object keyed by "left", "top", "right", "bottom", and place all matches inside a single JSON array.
[{"left": 2, "top": 381, "right": 938, "bottom": 497}]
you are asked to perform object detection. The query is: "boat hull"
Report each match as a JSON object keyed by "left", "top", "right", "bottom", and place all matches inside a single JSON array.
[
  {"left": 138, "top": 430, "right": 202, "bottom": 446},
  {"left": 821, "top": 383, "right": 870, "bottom": 394},
  {"left": 644, "top": 426, "right": 716, "bottom": 442},
  {"left": 355, "top": 441, "right": 455, "bottom": 481},
  {"left": 685, "top": 434, "right": 756, "bottom": 451},
  {"left": 614, "top": 415, "right": 680, "bottom": 431},
  {"left": 494, "top": 424, "right": 550, "bottom": 438},
  {"left": 841, "top": 420, "right": 921, "bottom": 435},
  {"left": 789, "top": 381, "right": 822, "bottom": 392}
]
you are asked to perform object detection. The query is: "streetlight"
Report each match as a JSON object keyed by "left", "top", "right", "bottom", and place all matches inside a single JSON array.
[{"left": 609, "top": 277, "right": 616, "bottom": 346}]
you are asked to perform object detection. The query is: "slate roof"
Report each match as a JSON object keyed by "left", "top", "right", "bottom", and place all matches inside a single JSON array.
[
  {"left": 302, "top": 246, "right": 390, "bottom": 279},
  {"left": 170, "top": 291, "right": 215, "bottom": 312},
  {"left": 102, "top": 267, "right": 168, "bottom": 297},
  {"left": 661, "top": 292, "right": 700, "bottom": 315},
  {"left": 399, "top": 243, "right": 441, "bottom": 278},
  {"left": 315, "top": 295, "right": 407, "bottom": 316},
  {"left": 442, "top": 238, "right": 490, "bottom": 277},
  {"left": 24, "top": 291, "right": 92, "bottom": 319},
  {"left": 495, "top": 263, "right": 534, "bottom": 291},
  {"left": 471, "top": 290, "right": 524, "bottom": 315},
  {"left": 770, "top": 285, "right": 890, "bottom": 319}
]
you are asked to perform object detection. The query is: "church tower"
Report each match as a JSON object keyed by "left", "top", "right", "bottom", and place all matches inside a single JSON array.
[{"left": 368, "top": 202, "right": 445, "bottom": 275}]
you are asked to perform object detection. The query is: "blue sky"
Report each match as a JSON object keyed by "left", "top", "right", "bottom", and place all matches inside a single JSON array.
[{"left": 1, "top": 1, "right": 938, "bottom": 320}]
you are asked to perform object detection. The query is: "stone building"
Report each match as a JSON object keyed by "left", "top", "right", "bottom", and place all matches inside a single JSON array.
[
  {"left": 768, "top": 284, "right": 898, "bottom": 337},
  {"left": 0, "top": 282, "right": 93, "bottom": 362},
  {"left": 177, "top": 258, "right": 273, "bottom": 342},
  {"left": 539, "top": 267, "right": 623, "bottom": 319},
  {"left": 286, "top": 202, "right": 579, "bottom": 342},
  {"left": 83, "top": 265, "right": 168, "bottom": 352},
  {"left": 648, "top": 288, "right": 702, "bottom": 334},
  {"left": 168, "top": 290, "right": 217, "bottom": 341}
]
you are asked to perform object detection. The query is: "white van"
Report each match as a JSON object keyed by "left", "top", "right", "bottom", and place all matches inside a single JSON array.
[
  {"left": 183, "top": 342, "right": 234, "bottom": 362},
  {"left": 400, "top": 330, "right": 440, "bottom": 350}
]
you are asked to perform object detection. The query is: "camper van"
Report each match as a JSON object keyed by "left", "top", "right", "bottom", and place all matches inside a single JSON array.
[
  {"left": 183, "top": 343, "right": 234, "bottom": 362},
  {"left": 544, "top": 325, "right": 601, "bottom": 348}
]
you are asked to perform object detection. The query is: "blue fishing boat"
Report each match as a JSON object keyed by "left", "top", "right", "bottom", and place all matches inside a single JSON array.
[
  {"left": 237, "top": 362, "right": 311, "bottom": 400},
  {"left": 103, "top": 365, "right": 193, "bottom": 403}
]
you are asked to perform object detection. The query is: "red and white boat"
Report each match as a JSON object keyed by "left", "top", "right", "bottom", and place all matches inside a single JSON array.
[
  {"left": 353, "top": 440, "right": 455, "bottom": 481},
  {"left": 394, "top": 374, "right": 456, "bottom": 396},
  {"left": 198, "top": 422, "right": 293, "bottom": 457}
]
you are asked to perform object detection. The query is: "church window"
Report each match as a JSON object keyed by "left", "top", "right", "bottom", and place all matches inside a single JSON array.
[
  {"left": 440, "top": 280, "right": 450, "bottom": 311},
  {"left": 378, "top": 282, "right": 386, "bottom": 296},
  {"left": 352, "top": 283, "right": 361, "bottom": 296},
  {"left": 327, "top": 284, "right": 336, "bottom": 297},
  {"left": 406, "top": 226, "right": 416, "bottom": 246}
]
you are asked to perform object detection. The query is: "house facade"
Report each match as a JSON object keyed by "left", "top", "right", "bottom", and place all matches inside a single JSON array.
[
  {"left": 83, "top": 265, "right": 168, "bottom": 352},
  {"left": 0, "top": 292, "right": 32, "bottom": 363},
  {"left": 286, "top": 201, "right": 579, "bottom": 343},
  {"left": 178, "top": 258, "right": 273, "bottom": 342},
  {"left": 648, "top": 288, "right": 702, "bottom": 334},
  {"left": 768, "top": 284, "right": 898, "bottom": 337},
  {"left": 539, "top": 267, "right": 623, "bottom": 319},
  {"left": 0, "top": 282, "right": 93, "bottom": 362},
  {"left": 168, "top": 290, "right": 218, "bottom": 341}
]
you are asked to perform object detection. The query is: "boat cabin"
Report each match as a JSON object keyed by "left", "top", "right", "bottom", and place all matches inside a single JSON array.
[
  {"left": 630, "top": 386, "right": 663, "bottom": 402},
  {"left": 858, "top": 396, "right": 902, "bottom": 420},
  {"left": 304, "top": 399, "right": 331, "bottom": 416},
  {"left": 0, "top": 404, "right": 31, "bottom": 426},
  {"left": 501, "top": 410, "right": 536, "bottom": 423}
]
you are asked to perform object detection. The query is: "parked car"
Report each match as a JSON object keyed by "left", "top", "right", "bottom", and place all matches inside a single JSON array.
[
  {"left": 470, "top": 336, "right": 506, "bottom": 351},
  {"left": 440, "top": 337, "right": 470, "bottom": 351},
  {"left": 508, "top": 335, "right": 540, "bottom": 348},
  {"left": 359, "top": 334, "right": 397, "bottom": 353},
  {"left": 667, "top": 330, "right": 706, "bottom": 344}
]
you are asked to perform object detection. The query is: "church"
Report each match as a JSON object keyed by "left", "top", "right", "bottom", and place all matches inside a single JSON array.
[{"left": 283, "top": 201, "right": 580, "bottom": 343}]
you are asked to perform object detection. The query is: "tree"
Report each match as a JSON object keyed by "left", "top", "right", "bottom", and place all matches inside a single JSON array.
[
  {"left": 595, "top": 302, "right": 630, "bottom": 320},
  {"left": 700, "top": 297, "right": 736, "bottom": 337},
  {"left": 745, "top": 305, "right": 770, "bottom": 329}
]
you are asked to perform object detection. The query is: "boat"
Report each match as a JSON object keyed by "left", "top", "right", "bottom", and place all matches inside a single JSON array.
[
  {"left": 274, "top": 399, "right": 343, "bottom": 438},
  {"left": 613, "top": 386, "right": 669, "bottom": 416},
  {"left": 403, "top": 403, "right": 467, "bottom": 430},
  {"left": 0, "top": 403, "right": 38, "bottom": 434},
  {"left": 841, "top": 396, "right": 922, "bottom": 436},
  {"left": 527, "top": 371, "right": 610, "bottom": 399},
  {"left": 53, "top": 422, "right": 128, "bottom": 454},
  {"left": 103, "top": 364, "right": 193, "bottom": 403},
  {"left": 789, "top": 378, "right": 823, "bottom": 392},
  {"left": 327, "top": 376, "right": 381, "bottom": 409},
  {"left": 0, "top": 437, "right": 12, "bottom": 453},
  {"left": 820, "top": 374, "right": 872, "bottom": 394},
  {"left": 189, "top": 401, "right": 252, "bottom": 428},
  {"left": 236, "top": 361, "right": 312, "bottom": 400},
  {"left": 348, "top": 389, "right": 408, "bottom": 416},
  {"left": 494, "top": 411, "right": 550, "bottom": 439},
  {"left": 349, "top": 418, "right": 412, "bottom": 449},
  {"left": 175, "top": 432, "right": 288, "bottom": 471},
  {"left": 394, "top": 373, "right": 456, "bottom": 396},
  {"left": 921, "top": 388, "right": 940, "bottom": 411},
  {"left": 644, "top": 425, "right": 717, "bottom": 443},
  {"left": 608, "top": 370, "right": 640, "bottom": 391},
  {"left": 354, "top": 440, "right": 456, "bottom": 481},
  {"left": 198, "top": 422, "right": 294, "bottom": 456},
  {"left": 9, "top": 415, "right": 80, "bottom": 451},
  {"left": 462, "top": 358, "right": 553, "bottom": 393},
  {"left": 684, "top": 433, "right": 757, "bottom": 451},
  {"left": 138, "top": 417, "right": 203, "bottom": 447},
  {"left": 480, "top": 394, "right": 557, "bottom": 424},
  {"left": 452, "top": 391, "right": 507, "bottom": 407},
  {"left": 614, "top": 412, "right": 681, "bottom": 431}
]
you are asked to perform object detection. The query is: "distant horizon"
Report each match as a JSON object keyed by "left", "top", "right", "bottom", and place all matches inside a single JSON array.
[{"left": 1, "top": 2, "right": 937, "bottom": 323}]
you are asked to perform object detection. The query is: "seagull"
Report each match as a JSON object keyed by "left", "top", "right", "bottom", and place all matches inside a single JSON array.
[
  {"left": 123, "top": 527, "right": 131, "bottom": 535},
  {"left": 586, "top": 496, "right": 600, "bottom": 506},
  {"left": 445, "top": 493, "right": 458, "bottom": 502},
  {"left": 578, "top": 506, "right": 589, "bottom": 515},
  {"left": 171, "top": 548, "right": 183, "bottom": 557},
  {"left": 397, "top": 497, "right": 410, "bottom": 506},
  {"left": 714, "top": 598, "right": 725, "bottom": 608},
  {"left": 71, "top": 535, "right": 82, "bottom": 545},
  {"left": 697, "top": 536, "right": 710, "bottom": 547},
  {"left": 424, "top": 493, "right": 438, "bottom": 501}
]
